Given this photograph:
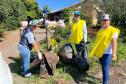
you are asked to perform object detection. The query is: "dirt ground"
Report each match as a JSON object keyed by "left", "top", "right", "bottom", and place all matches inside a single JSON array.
[
  {"left": 0, "top": 28, "right": 46, "bottom": 64},
  {"left": 93, "top": 62, "right": 126, "bottom": 84}
]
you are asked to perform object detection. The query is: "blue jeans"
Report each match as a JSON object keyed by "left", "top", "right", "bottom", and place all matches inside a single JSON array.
[
  {"left": 18, "top": 44, "right": 30, "bottom": 74},
  {"left": 99, "top": 54, "right": 112, "bottom": 84}
]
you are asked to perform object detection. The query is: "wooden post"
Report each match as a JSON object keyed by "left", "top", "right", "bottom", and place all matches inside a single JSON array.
[
  {"left": 47, "top": 28, "right": 51, "bottom": 50},
  {"left": 45, "top": 26, "right": 51, "bottom": 50}
]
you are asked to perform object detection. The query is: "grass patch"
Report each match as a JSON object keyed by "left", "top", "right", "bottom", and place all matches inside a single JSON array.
[{"left": 12, "top": 32, "right": 126, "bottom": 84}]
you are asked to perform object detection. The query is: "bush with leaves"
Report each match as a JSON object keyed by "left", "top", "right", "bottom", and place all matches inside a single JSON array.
[
  {"left": 0, "top": 0, "right": 42, "bottom": 37},
  {"left": 0, "top": 0, "right": 27, "bottom": 31}
]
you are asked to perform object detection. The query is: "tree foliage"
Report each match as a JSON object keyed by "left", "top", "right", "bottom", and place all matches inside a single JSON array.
[
  {"left": 22, "top": 0, "right": 42, "bottom": 18},
  {"left": 61, "top": 8, "right": 74, "bottom": 22},
  {"left": 0, "top": 0, "right": 27, "bottom": 30},
  {"left": 0, "top": 0, "right": 42, "bottom": 33}
]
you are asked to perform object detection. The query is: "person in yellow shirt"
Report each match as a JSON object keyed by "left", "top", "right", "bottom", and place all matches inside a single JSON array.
[
  {"left": 69, "top": 11, "right": 88, "bottom": 66},
  {"left": 90, "top": 14, "right": 120, "bottom": 84}
]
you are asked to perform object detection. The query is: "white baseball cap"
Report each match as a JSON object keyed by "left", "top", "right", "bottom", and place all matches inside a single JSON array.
[{"left": 101, "top": 14, "right": 110, "bottom": 20}]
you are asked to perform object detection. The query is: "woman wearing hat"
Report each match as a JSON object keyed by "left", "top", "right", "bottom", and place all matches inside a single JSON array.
[{"left": 90, "top": 14, "right": 120, "bottom": 84}]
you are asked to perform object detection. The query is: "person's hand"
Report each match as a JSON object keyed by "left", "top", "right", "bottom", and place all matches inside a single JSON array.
[
  {"left": 112, "top": 53, "right": 117, "bottom": 61},
  {"left": 83, "top": 42, "right": 88, "bottom": 47},
  {"left": 38, "top": 53, "right": 42, "bottom": 60}
]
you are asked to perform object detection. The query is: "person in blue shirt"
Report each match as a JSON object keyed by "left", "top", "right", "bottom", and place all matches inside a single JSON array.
[{"left": 18, "top": 20, "right": 42, "bottom": 77}]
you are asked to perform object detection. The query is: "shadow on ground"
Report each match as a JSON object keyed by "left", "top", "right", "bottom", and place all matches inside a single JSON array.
[
  {"left": 8, "top": 56, "right": 39, "bottom": 77},
  {"left": 8, "top": 57, "right": 22, "bottom": 76},
  {"left": 57, "top": 60, "right": 101, "bottom": 84}
]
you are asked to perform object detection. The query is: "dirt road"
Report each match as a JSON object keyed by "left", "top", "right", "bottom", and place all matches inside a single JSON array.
[{"left": 0, "top": 28, "right": 46, "bottom": 64}]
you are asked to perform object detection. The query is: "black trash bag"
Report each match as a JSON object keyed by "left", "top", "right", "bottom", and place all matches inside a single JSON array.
[
  {"left": 58, "top": 43, "right": 74, "bottom": 63},
  {"left": 30, "top": 52, "right": 41, "bottom": 68},
  {"left": 39, "top": 58, "right": 49, "bottom": 78},
  {"left": 58, "top": 42, "right": 90, "bottom": 72},
  {"left": 72, "top": 57, "right": 89, "bottom": 72},
  {"left": 72, "top": 41, "right": 90, "bottom": 72},
  {"left": 30, "top": 52, "right": 48, "bottom": 78}
]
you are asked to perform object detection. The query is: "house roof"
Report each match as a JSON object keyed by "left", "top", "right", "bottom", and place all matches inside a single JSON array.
[{"left": 50, "top": 0, "right": 85, "bottom": 14}]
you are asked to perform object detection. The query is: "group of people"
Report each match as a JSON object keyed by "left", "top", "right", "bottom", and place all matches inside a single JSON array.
[
  {"left": 69, "top": 11, "right": 119, "bottom": 84},
  {"left": 18, "top": 11, "right": 120, "bottom": 84}
]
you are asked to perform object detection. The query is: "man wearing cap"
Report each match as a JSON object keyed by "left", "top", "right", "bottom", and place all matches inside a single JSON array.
[
  {"left": 69, "top": 11, "right": 88, "bottom": 64},
  {"left": 90, "top": 14, "right": 120, "bottom": 84},
  {"left": 18, "top": 20, "right": 42, "bottom": 77}
]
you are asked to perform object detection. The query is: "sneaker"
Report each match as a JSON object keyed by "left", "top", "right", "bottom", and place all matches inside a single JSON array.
[{"left": 24, "top": 73, "right": 32, "bottom": 77}]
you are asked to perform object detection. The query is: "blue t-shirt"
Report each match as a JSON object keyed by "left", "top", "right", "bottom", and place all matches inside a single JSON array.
[
  {"left": 25, "top": 32, "right": 35, "bottom": 44},
  {"left": 19, "top": 27, "right": 36, "bottom": 49}
]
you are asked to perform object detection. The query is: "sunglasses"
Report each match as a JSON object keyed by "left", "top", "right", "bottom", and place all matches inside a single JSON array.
[
  {"left": 74, "top": 14, "right": 80, "bottom": 17},
  {"left": 32, "top": 25, "right": 36, "bottom": 27},
  {"left": 102, "top": 19, "right": 110, "bottom": 21}
]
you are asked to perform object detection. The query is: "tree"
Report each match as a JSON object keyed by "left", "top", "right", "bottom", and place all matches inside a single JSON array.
[
  {"left": 22, "top": 0, "right": 42, "bottom": 18},
  {"left": 0, "top": 0, "right": 42, "bottom": 32},
  {"left": 0, "top": 0, "right": 27, "bottom": 30}
]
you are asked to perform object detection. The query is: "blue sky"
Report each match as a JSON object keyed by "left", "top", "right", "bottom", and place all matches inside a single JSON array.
[{"left": 36, "top": 0, "right": 80, "bottom": 12}]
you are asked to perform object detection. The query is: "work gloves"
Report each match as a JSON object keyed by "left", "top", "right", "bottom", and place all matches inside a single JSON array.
[{"left": 38, "top": 53, "right": 43, "bottom": 60}]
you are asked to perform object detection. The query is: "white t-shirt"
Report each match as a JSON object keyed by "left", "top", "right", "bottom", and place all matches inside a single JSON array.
[
  {"left": 83, "top": 22, "right": 87, "bottom": 42},
  {"left": 104, "top": 32, "right": 118, "bottom": 54}
]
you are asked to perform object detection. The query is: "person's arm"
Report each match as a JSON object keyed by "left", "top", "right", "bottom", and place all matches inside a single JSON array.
[
  {"left": 32, "top": 43, "right": 42, "bottom": 60},
  {"left": 111, "top": 32, "right": 118, "bottom": 61},
  {"left": 83, "top": 22, "right": 87, "bottom": 43},
  {"left": 112, "top": 38, "right": 117, "bottom": 61},
  {"left": 26, "top": 32, "right": 42, "bottom": 60},
  {"left": 32, "top": 43, "right": 41, "bottom": 54}
]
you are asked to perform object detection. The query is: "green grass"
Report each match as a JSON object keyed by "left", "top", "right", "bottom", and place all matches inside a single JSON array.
[
  {"left": 12, "top": 35, "right": 126, "bottom": 84},
  {"left": 117, "top": 39, "right": 126, "bottom": 61}
]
